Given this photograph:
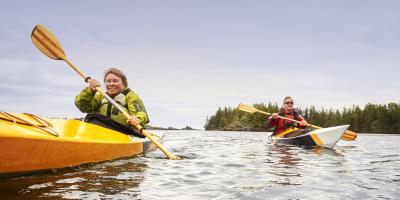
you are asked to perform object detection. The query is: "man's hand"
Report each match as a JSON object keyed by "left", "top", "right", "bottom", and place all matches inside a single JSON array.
[{"left": 299, "top": 120, "right": 308, "bottom": 127}]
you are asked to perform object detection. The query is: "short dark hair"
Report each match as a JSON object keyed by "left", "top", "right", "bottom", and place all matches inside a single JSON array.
[{"left": 104, "top": 68, "right": 128, "bottom": 87}]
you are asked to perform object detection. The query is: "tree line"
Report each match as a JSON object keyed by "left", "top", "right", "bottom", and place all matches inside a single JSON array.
[{"left": 204, "top": 102, "right": 400, "bottom": 134}]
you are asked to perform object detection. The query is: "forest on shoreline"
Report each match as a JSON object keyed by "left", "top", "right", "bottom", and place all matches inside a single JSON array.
[{"left": 204, "top": 102, "right": 400, "bottom": 134}]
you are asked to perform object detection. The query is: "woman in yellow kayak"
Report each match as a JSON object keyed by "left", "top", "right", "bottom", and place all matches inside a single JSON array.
[
  {"left": 267, "top": 96, "right": 308, "bottom": 135},
  {"left": 75, "top": 68, "right": 149, "bottom": 135}
]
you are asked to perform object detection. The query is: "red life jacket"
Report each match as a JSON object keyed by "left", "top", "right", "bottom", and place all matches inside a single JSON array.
[{"left": 270, "top": 108, "right": 304, "bottom": 135}]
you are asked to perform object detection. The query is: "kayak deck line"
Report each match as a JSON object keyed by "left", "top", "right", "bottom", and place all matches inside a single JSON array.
[
  {"left": 0, "top": 112, "right": 54, "bottom": 127},
  {"left": 0, "top": 112, "right": 59, "bottom": 137},
  {"left": 23, "top": 112, "right": 54, "bottom": 127}
]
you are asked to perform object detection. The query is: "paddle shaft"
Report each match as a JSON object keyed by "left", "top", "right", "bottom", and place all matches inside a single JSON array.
[
  {"left": 254, "top": 109, "right": 319, "bottom": 129},
  {"left": 66, "top": 62, "right": 176, "bottom": 159},
  {"left": 65, "top": 58, "right": 87, "bottom": 80}
]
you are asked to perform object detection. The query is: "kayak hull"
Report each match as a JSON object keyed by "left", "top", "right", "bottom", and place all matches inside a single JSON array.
[
  {"left": 271, "top": 125, "right": 350, "bottom": 149},
  {"left": 0, "top": 113, "right": 161, "bottom": 176}
]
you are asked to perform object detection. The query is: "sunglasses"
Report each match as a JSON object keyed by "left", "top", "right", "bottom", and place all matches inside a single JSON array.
[{"left": 284, "top": 102, "right": 293, "bottom": 105}]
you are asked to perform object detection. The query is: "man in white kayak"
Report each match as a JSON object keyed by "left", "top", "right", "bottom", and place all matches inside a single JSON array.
[{"left": 267, "top": 96, "right": 308, "bottom": 135}]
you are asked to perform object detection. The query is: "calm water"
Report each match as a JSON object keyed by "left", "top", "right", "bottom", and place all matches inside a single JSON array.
[{"left": 1, "top": 131, "right": 399, "bottom": 200}]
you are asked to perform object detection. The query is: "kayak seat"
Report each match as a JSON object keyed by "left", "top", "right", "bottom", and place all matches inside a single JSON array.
[
  {"left": 283, "top": 128, "right": 311, "bottom": 138},
  {"left": 84, "top": 113, "right": 144, "bottom": 138}
]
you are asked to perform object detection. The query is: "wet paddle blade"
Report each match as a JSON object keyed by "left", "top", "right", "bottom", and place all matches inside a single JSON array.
[
  {"left": 341, "top": 130, "right": 357, "bottom": 141},
  {"left": 238, "top": 103, "right": 258, "bottom": 113},
  {"left": 31, "top": 24, "right": 66, "bottom": 60}
]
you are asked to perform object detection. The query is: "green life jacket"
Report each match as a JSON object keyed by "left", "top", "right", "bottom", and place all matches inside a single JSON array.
[{"left": 75, "top": 87, "right": 149, "bottom": 127}]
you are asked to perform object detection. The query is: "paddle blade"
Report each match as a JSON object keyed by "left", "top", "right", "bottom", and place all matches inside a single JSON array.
[
  {"left": 341, "top": 130, "right": 357, "bottom": 141},
  {"left": 31, "top": 24, "right": 66, "bottom": 60},
  {"left": 238, "top": 103, "right": 258, "bottom": 113}
]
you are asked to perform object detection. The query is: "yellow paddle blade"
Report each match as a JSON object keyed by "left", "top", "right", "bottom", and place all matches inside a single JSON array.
[
  {"left": 238, "top": 103, "right": 258, "bottom": 113},
  {"left": 341, "top": 130, "right": 357, "bottom": 141},
  {"left": 31, "top": 24, "right": 66, "bottom": 60}
]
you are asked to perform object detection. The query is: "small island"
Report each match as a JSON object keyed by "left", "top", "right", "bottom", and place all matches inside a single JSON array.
[{"left": 204, "top": 102, "right": 400, "bottom": 134}]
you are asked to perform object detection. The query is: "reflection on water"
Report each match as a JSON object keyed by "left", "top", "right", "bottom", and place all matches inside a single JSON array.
[
  {"left": 0, "top": 158, "right": 147, "bottom": 199},
  {"left": 269, "top": 145, "right": 301, "bottom": 167},
  {"left": 0, "top": 131, "right": 399, "bottom": 199}
]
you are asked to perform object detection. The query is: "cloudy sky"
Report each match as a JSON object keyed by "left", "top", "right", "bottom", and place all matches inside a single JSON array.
[{"left": 1, "top": 1, "right": 399, "bottom": 129}]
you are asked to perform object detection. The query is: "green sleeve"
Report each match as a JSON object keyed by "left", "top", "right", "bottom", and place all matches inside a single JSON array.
[
  {"left": 126, "top": 92, "right": 149, "bottom": 126},
  {"left": 75, "top": 87, "right": 102, "bottom": 113}
]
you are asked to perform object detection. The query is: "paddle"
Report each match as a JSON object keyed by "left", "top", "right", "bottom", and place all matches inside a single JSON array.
[
  {"left": 238, "top": 103, "right": 357, "bottom": 141},
  {"left": 31, "top": 24, "right": 179, "bottom": 159}
]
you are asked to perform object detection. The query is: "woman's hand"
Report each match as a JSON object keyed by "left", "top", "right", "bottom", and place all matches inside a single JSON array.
[
  {"left": 88, "top": 79, "right": 101, "bottom": 92},
  {"left": 271, "top": 113, "right": 278, "bottom": 119},
  {"left": 127, "top": 115, "right": 141, "bottom": 126}
]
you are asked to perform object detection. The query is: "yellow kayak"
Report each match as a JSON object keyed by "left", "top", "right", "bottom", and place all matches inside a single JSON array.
[{"left": 0, "top": 112, "right": 161, "bottom": 176}]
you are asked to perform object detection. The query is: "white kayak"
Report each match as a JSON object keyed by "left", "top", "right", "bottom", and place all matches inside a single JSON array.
[{"left": 271, "top": 125, "right": 350, "bottom": 149}]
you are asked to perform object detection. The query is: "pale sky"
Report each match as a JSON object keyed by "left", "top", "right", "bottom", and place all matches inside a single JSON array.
[{"left": 1, "top": 1, "right": 399, "bottom": 129}]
